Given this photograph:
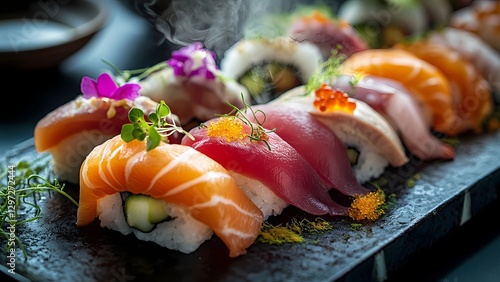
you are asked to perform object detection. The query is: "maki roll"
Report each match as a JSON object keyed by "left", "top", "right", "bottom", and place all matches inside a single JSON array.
[
  {"left": 220, "top": 36, "right": 323, "bottom": 105},
  {"left": 138, "top": 42, "right": 250, "bottom": 126},
  {"left": 77, "top": 135, "right": 264, "bottom": 258}
]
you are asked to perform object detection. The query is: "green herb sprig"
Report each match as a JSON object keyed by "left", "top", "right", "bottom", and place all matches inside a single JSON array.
[
  {"left": 0, "top": 155, "right": 78, "bottom": 259},
  {"left": 121, "top": 100, "right": 194, "bottom": 151},
  {"left": 305, "top": 48, "right": 347, "bottom": 94},
  {"left": 101, "top": 59, "right": 167, "bottom": 83}
]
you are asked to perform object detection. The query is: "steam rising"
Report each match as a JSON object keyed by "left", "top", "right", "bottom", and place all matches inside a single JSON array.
[{"left": 140, "top": 0, "right": 303, "bottom": 60}]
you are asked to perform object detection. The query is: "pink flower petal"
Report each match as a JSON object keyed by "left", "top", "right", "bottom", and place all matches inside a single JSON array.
[
  {"left": 96, "top": 73, "right": 118, "bottom": 96},
  {"left": 112, "top": 83, "right": 141, "bottom": 100},
  {"left": 80, "top": 76, "right": 99, "bottom": 98}
]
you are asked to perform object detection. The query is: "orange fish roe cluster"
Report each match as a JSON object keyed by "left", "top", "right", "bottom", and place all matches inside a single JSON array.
[
  {"left": 302, "top": 11, "right": 349, "bottom": 28},
  {"left": 348, "top": 190, "right": 386, "bottom": 221},
  {"left": 313, "top": 83, "right": 356, "bottom": 113},
  {"left": 206, "top": 117, "right": 247, "bottom": 142},
  {"left": 303, "top": 11, "right": 330, "bottom": 25}
]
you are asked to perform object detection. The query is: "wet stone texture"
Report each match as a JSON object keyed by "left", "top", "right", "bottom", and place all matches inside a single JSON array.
[{"left": 1, "top": 131, "right": 499, "bottom": 282}]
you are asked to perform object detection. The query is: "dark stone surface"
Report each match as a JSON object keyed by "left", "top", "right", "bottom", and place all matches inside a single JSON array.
[{"left": 0, "top": 130, "right": 499, "bottom": 282}]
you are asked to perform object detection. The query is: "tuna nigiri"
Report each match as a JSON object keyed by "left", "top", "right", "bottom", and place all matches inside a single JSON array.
[
  {"left": 181, "top": 116, "right": 349, "bottom": 218},
  {"left": 271, "top": 84, "right": 409, "bottom": 184},
  {"left": 340, "top": 48, "right": 460, "bottom": 136},
  {"left": 288, "top": 10, "right": 369, "bottom": 59},
  {"left": 395, "top": 39, "right": 493, "bottom": 134},
  {"left": 77, "top": 135, "right": 264, "bottom": 258},
  {"left": 243, "top": 103, "right": 370, "bottom": 197}
]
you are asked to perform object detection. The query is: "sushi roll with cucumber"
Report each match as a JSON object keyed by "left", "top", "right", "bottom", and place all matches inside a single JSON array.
[
  {"left": 220, "top": 36, "right": 323, "bottom": 105},
  {"left": 77, "top": 135, "right": 264, "bottom": 258}
]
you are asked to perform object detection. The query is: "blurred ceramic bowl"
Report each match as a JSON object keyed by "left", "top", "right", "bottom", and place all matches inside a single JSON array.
[{"left": 0, "top": 0, "right": 107, "bottom": 70}]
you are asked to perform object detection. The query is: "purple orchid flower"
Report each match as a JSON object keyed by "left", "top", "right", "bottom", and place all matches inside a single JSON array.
[
  {"left": 167, "top": 42, "right": 219, "bottom": 80},
  {"left": 80, "top": 72, "right": 141, "bottom": 100}
]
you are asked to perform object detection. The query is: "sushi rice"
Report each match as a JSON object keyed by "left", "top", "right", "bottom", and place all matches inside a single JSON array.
[
  {"left": 97, "top": 193, "right": 213, "bottom": 254},
  {"left": 230, "top": 172, "right": 289, "bottom": 220},
  {"left": 220, "top": 36, "right": 323, "bottom": 83}
]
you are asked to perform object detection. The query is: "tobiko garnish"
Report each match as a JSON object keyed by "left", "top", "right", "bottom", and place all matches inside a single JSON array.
[
  {"left": 313, "top": 83, "right": 356, "bottom": 113},
  {"left": 80, "top": 72, "right": 141, "bottom": 100},
  {"left": 167, "top": 42, "right": 219, "bottom": 80}
]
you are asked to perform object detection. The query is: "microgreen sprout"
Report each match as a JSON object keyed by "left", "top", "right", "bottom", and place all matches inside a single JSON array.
[
  {"left": 1, "top": 154, "right": 78, "bottom": 259},
  {"left": 305, "top": 48, "right": 347, "bottom": 94},
  {"left": 121, "top": 100, "right": 194, "bottom": 151},
  {"left": 101, "top": 59, "right": 167, "bottom": 83}
]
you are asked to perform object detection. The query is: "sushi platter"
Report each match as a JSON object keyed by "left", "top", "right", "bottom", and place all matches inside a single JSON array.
[
  {"left": 0, "top": 129, "right": 499, "bottom": 282},
  {"left": 2, "top": 1, "right": 500, "bottom": 281}
]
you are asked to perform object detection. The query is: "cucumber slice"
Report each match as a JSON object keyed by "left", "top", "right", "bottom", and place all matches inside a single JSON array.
[
  {"left": 346, "top": 147, "right": 360, "bottom": 166},
  {"left": 124, "top": 194, "right": 170, "bottom": 233},
  {"left": 239, "top": 62, "right": 302, "bottom": 104},
  {"left": 239, "top": 70, "right": 267, "bottom": 98}
]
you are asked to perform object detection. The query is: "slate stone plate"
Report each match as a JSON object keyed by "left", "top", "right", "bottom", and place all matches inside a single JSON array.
[{"left": 0, "top": 130, "right": 499, "bottom": 282}]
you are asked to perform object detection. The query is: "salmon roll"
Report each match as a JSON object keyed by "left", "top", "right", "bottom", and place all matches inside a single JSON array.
[{"left": 77, "top": 135, "right": 264, "bottom": 258}]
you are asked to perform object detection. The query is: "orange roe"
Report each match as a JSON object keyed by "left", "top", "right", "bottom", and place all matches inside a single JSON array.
[
  {"left": 313, "top": 83, "right": 356, "bottom": 114},
  {"left": 301, "top": 10, "right": 349, "bottom": 28},
  {"left": 302, "top": 11, "right": 330, "bottom": 25},
  {"left": 348, "top": 190, "right": 386, "bottom": 221},
  {"left": 206, "top": 117, "right": 247, "bottom": 142}
]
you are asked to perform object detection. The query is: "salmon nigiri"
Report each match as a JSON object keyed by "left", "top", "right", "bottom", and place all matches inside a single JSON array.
[
  {"left": 34, "top": 72, "right": 182, "bottom": 184},
  {"left": 395, "top": 40, "right": 493, "bottom": 134},
  {"left": 77, "top": 135, "right": 264, "bottom": 258},
  {"left": 340, "top": 48, "right": 460, "bottom": 136},
  {"left": 427, "top": 27, "right": 500, "bottom": 99}
]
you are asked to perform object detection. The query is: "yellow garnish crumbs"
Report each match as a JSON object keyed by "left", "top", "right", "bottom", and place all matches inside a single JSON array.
[
  {"left": 106, "top": 100, "right": 129, "bottom": 119},
  {"left": 206, "top": 117, "right": 247, "bottom": 142},
  {"left": 257, "top": 218, "right": 333, "bottom": 245},
  {"left": 87, "top": 97, "right": 130, "bottom": 119},
  {"left": 405, "top": 173, "right": 421, "bottom": 188},
  {"left": 348, "top": 190, "right": 386, "bottom": 221}
]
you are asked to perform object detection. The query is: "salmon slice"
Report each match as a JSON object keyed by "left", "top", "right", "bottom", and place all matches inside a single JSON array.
[
  {"left": 340, "top": 48, "right": 459, "bottom": 136},
  {"left": 77, "top": 135, "right": 264, "bottom": 258},
  {"left": 33, "top": 96, "right": 166, "bottom": 184},
  {"left": 34, "top": 96, "right": 159, "bottom": 152},
  {"left": 427, "top": 27, "right": 500, "bottom": 99},
  {"left": 395, "top": 40, "right": 493, "bottom": 134}
]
